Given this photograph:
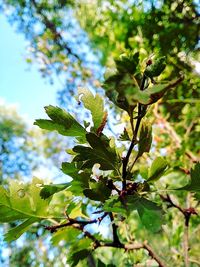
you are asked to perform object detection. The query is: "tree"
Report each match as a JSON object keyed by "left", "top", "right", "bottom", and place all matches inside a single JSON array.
[
  {"left": 0, "top": 0, "right": 199, "bottom": 266},
  {"left": 0, "top": 101, "right": 71, "bottom": 266},
  {"left": 0, "top": 53, "right": 199, "bottom": 266}
]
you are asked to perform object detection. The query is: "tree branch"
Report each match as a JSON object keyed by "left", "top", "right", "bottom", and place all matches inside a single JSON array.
[
  {"left": 45, "top": 213, "right": 108, "bottom": 233},
  {"left": 108, "top": 212, "right": 122, "bottom": 246},
  {"left": 31, "top": 0, "right": 80, "bottom": 60},
  {"left": 122, "top": 75, "right": 146, "bottom": 190},
  {"left": 160, "top": 194, "right": 197, "bottom": 267},
  {"left": 97, "top": 241, "right": 167, "bottom": 267}
]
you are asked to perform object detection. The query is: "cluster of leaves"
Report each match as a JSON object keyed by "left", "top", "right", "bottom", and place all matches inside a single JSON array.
[
  {"left": 76, "top": 0, "right": 200, "bottom": 120},
  {"left": 1, "top": 53, "right": 199, "bottom": 266}
]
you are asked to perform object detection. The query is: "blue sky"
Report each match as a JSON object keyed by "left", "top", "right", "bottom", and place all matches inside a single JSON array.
[{"left": 0, "top": 15, "right": 57, "bottom": 122}]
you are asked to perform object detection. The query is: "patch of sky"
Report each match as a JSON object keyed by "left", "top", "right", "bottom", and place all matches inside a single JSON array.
[{"left": 0, "top": 14, "right": 57, "bottom": 123}]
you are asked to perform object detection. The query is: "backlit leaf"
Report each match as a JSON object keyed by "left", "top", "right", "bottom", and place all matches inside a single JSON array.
[
  {"left": 138, "top": 120, "right": 152, "bottom": 157},
  {"left": 73, "top": 133, "right": 120, "bottom": 171},
  {"left": 34, "top": 105, "right": 86, "bottom": 140},
  {"left": 148, "top": 157, "right": 168, "bottom": 182},
  {"left": 78, "top": 87, "right": 105, "bottom": 131},
  {"left": 40, "top": 183, "right": 70, "bottom": 199}
]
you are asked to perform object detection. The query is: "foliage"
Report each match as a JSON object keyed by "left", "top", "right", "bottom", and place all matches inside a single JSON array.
[
  {"left": 0, "top": 0, "right": 200, "bottom": 266},
  {"left": 1, "top": 52, "right": 199, "bottom": 267}
]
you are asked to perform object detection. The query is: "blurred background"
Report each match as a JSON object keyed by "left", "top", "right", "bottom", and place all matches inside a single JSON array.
[{"left": 0, "top": 0, "right": 199, "bottom": 266}]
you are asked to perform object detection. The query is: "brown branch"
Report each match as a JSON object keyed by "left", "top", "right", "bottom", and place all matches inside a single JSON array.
[
  {"left": 122, "top": 75, "right": 146, "bottom": 190},
  {"left": 160, "top": 194, "right": 198, "bottom": 266},
  {"left": 97, "top": 241, "right": 167, "bottom": 267},
  {"left": 45, "top": 215, "right": 167, "bottom": 266},
  {"left": 143, "top": 241, "right": 166, "bottom": 267},
  {"left": 31, "top": 0, "right": 80, "bottom": 60},
  {"left": 108, "top": 212, "right": 123, "bottom": 246},
  {"left": 45, "top": 213, "right": 108, "bottom": 233}
]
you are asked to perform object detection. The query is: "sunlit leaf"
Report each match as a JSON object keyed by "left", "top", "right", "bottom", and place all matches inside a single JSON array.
[
  {"left": 78, "top": 87, "right": 105, "bottom": 131},
  {"left": 147, "top": 157, "right": 168, "bottom": 182},
  {"left": 34, "top": 105, "right": 86, "bottom": 140},
  {"left": 4, "top": 217, "right": 37, "bottom": 242}
]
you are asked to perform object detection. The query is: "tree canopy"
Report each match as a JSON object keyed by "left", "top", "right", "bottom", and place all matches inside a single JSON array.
[{"left": 0, "top": 1, "right": 199, "bottom": 266}]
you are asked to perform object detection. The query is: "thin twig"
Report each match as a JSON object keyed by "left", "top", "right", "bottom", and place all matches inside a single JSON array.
[
  {"left": 160, "top": 194, "right": 198, "bottom": 267},
  {"left": 122, "top": 75, "right": 146, "bottom": 190},
  {"left": 184, "top": 222, "right": 189, "bottom": 267},
  {"left": 45, "top": 213, "right": 108, "bottom": 233}
]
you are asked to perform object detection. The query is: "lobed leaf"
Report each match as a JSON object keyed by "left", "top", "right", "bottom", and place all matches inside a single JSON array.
[
  {"left": 4, "top": 217, "right": 38, "bottom": 242},
  {"left": 0, "top": 178, "right": 61, "bottom": 242},
  {"left": 34, "top": 105, "right": 86, "bottom": 140},
  {"left": 83, "top": 179, "right": 111, "bottom": 202},
  {"left": 78, "top": 87, "right": 105, "bottom": 131},
  {"left": 104, "top": 195, "right": 163, "bottom": 232},
  {"left": 73, "top": 133, "right": 121, "bottom": 171},
  {"left": 176, "top": 163, "right": 200, "bottom": 192},
  {"left": 61, "top": 162, "right": 90, "bottom": 195},
  {"left": 40, "top": 183, "right": 70, "bottom": 199},
  {"left": 138, "top": 120, "right": 152, "bottom": 157}
]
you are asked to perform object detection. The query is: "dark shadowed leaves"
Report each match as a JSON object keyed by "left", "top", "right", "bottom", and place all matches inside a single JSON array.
[
  {"left": 104, "top": 195, "right": 163, "bottom": 232},
  {"left": 138, "top": 120, "right": 152, "bottom": 157},
  {"left": 40, "top": 183, "right": 70, "bottom": 199},
  {"left": 176, "top": 163, "right": 200, "bottom": 194},
  {"left": 73, "top": 133, "right": 120, "bottom": 171},
  {"left": 83, "top": 178, "right": 111, "bottom": 202},
  {"left": 67, "top": 239, "right": 92, "bottom": 267},
  {"left": 115, "top": 51, "right": 139, "bottom": 74}
]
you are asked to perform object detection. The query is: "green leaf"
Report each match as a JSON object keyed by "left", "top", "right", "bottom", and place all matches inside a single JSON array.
[
  {"left": 68, "top": 249, "right": 91, "bottom": 267},
  {"left": 0, "top": 178, "right": 52, "bottom": 223},
  {"left": 128, "top": 77, "right": 183, "bottom": 106},
  {"left": 119, "top": 128, "right": 131, "bottom": 141},
  {"left": 4, "top": 217, "right": 37, "bottom": 242},
  {"left": 144, "top": 56, "right": 166, "bottom": 79},
  {"left": 137, "top": 197, "right": 164, "bottom": 233},
  {"left": 34, "top": 105, "right": 86, "bottom": 140},
  {"left": 77, "top": 87, "right": 105, "bottom": 131},
  {"left": 40, "top": 183, "right": 70, "bottom": 199},
  {"left": 61, "top": 162, "right": 90, "bottom": 195},
  {"left": 147, "top": 157, "right": 168, "bottom": 182},
  {"left": 68, "top": 239, "right": 92, "bottom": 267},
  {"left": 103, "top": 73, "right": 135, "bottom": 113},
  {"left": 138, "top": 120, "right": 152, "bottom": 157},
  {"left": 176, "top": 163, "right": 200, "bottom": 192},
  {"left": 0, "top": 178, "right": 63, "bottom": 241},
  {"left": 115, "top": 51, "right": 139, "bottom": 74},
  {"left": 51, "top": 227, "right": 80, "bottom": 246},
  {"left": 104, "top": 195, "right": 163, "bottom": 232},
  {"left": 83, "top": 179, "right": 111, "bottom": 202},
  {"left": 73, "top": 133, "right": 120, "bottom": 171},
  {"left": 103, "top": 196, "right": 126, "bottom": 215}
]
